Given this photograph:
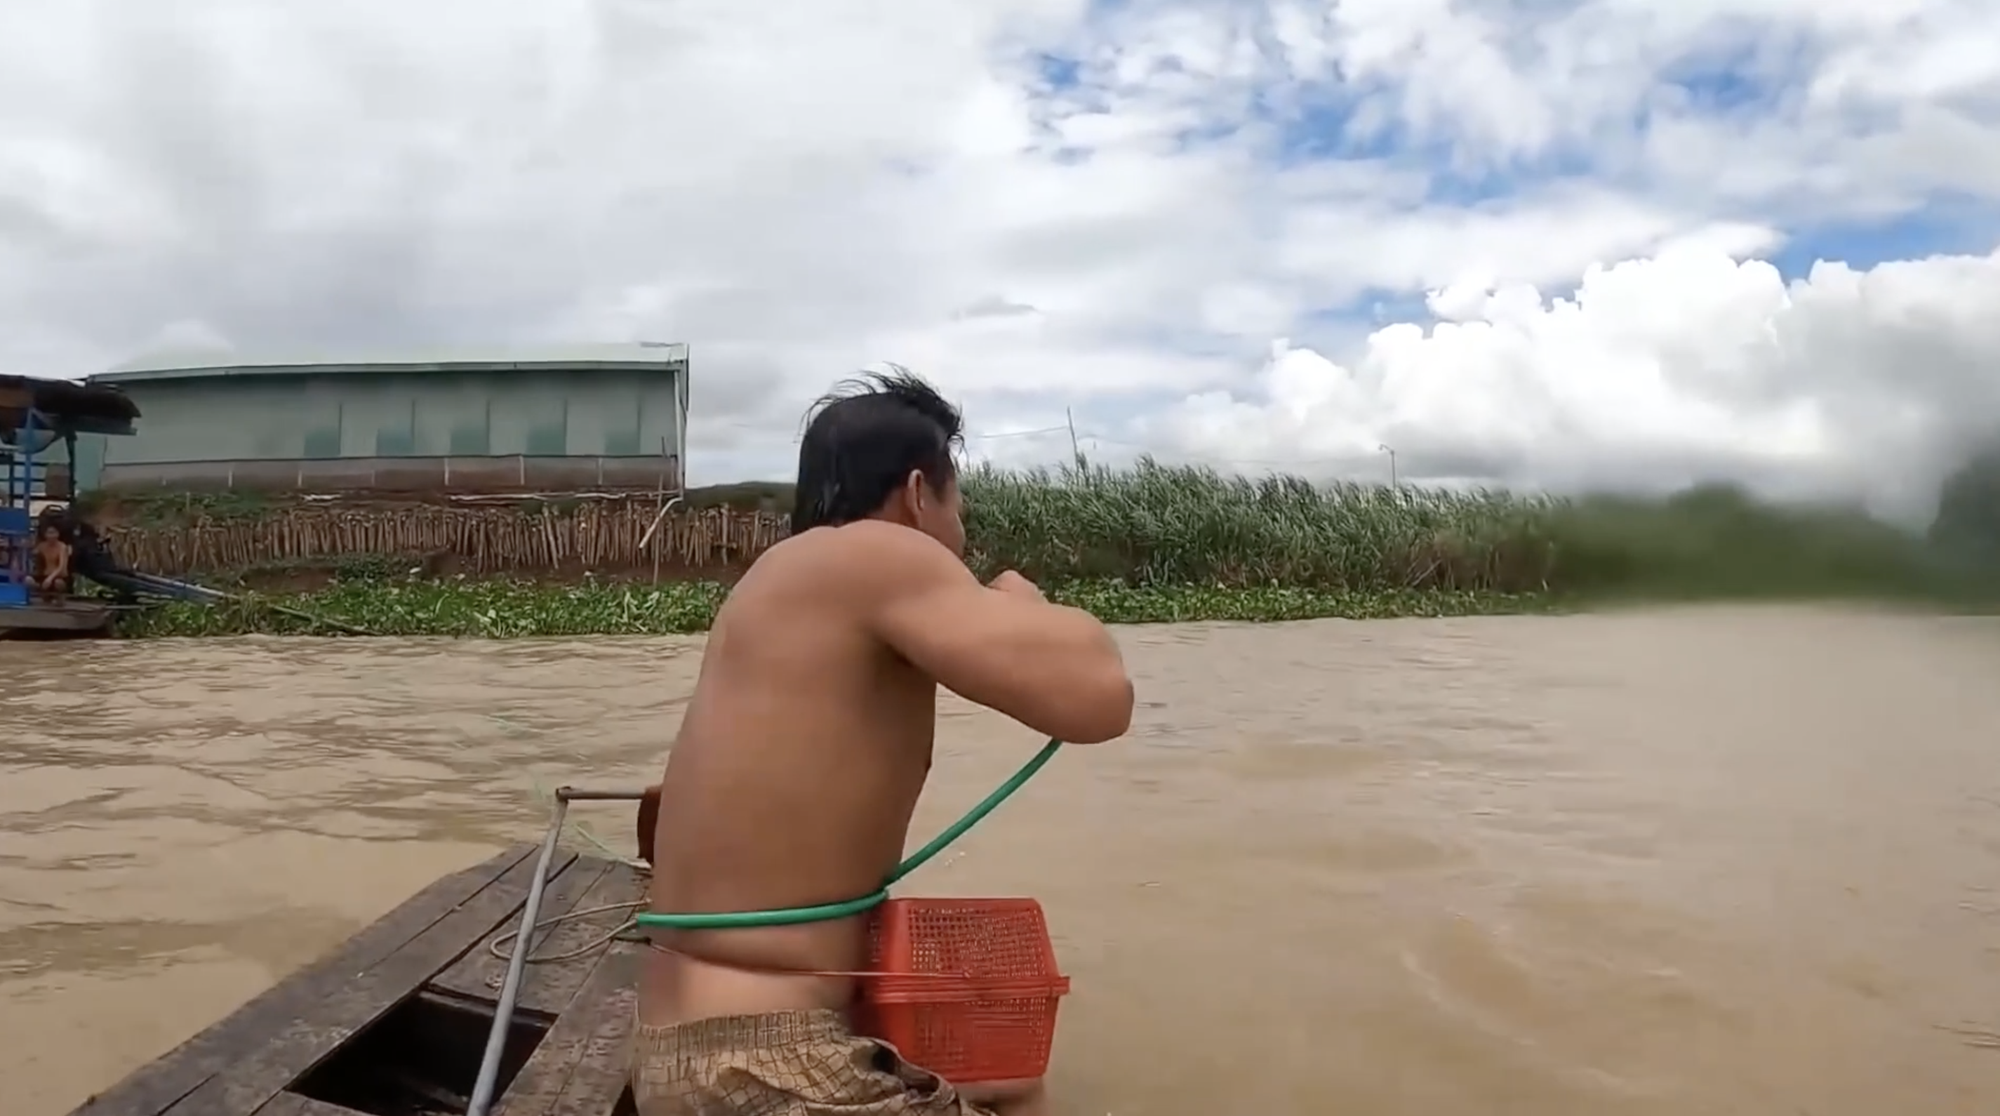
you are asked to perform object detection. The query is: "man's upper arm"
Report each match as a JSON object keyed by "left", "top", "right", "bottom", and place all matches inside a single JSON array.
[
  {"left": 855, "top": 525, "right": 999, "bottom": 669},
  {"left": 859, "top": 527, "right": 1133, "bottom": 743}
]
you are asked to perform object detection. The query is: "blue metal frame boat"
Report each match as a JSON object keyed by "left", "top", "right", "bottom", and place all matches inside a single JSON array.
[{"left": 1, "top": 374, "right": 140, "bottom": 637}]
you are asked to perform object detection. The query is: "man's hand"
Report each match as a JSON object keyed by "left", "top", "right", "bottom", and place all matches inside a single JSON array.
[{"left": 987, "top": 570, "right": 1044, "bottom": 600}]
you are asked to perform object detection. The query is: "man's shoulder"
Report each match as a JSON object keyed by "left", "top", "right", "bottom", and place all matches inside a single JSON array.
[
  {"left": 775, "top": 520, "right": 947, "bottom": 561},
  {"left": 752, "top": 521, "right": 956, "bottom": 589}
]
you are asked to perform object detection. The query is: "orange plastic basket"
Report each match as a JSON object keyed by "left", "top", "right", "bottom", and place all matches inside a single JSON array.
[{"left": 854, "top": 897, "right": 1071, "bottom": 1084}]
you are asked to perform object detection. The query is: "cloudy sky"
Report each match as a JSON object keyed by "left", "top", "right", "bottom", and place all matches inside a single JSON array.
[{"left": 5, "top": 0, "right": 2000, "bottom": 516}]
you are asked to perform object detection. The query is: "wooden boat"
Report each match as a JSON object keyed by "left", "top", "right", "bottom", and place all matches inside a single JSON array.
[
  {"left": 0, "top": 595, "right": 116, "bottom": 638},
  {"left": 4, "top": 372, "right": 140, "bottom": 639},
  {"left": 67, "top": 840, "right": 650, "bottom": 1116}
]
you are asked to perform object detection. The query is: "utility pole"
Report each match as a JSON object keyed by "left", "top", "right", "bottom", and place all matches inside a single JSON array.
[
  {"left": 1065, "top": 407, "right": 1084, "bottom": 469},
  {"left": 1379, "top": 443, "right": 1398, "bottom": 488}
]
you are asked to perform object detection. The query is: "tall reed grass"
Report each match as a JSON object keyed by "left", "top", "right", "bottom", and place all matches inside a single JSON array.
[
  {"left": 961, "top": 461, "right": 1990, "bottom": 604},
  {"left": 960, "top": 460, "right": 1560, "bottom": 592}
]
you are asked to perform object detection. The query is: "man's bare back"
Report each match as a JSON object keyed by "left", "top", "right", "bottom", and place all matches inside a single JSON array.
[
  {"left": 640, "top": 522, "right": 949, "bottom": 1020},
  {"left": 631, "top": 372, "right": 1134, "bottom": 1116}
]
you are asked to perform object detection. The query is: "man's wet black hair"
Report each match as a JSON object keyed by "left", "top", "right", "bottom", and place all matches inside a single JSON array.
[{"left": 792, "top": 367, "right": 964, "bottom": 532}]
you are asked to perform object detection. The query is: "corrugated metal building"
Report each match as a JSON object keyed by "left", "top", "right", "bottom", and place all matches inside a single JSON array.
[{"left": 72, "top": 343, "right": 689, "bottom": 494}]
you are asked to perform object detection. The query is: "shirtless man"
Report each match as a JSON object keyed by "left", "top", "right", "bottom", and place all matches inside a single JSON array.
[
  {"left": 29, "top": 522, "right": 71, "bottom": 600},
  {"left": 633, "top": 371, "right": 1135, "bottom": 1115}
]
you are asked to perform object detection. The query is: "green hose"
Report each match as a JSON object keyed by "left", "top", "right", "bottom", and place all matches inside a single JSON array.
[{"left": 634, "top": 737, "right": 1063, "bottom": 930}]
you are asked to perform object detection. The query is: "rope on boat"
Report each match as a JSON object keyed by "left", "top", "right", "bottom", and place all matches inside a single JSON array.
[
  {"left": 486, "top": 900, "right": 646, "bottom": 964},
  {"left": 476, "top": 781, "right": 656, "bottom": 966}
]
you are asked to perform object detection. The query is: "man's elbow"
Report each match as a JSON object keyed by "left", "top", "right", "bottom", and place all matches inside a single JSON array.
[{"left": 1056, "top": 669, "right": 1135, "bottom": 744}]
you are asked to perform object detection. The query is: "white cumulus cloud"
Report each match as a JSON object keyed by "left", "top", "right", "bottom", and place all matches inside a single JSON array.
[{"left": 1151, "top": 246, "right": 2000, "bottom": 518}]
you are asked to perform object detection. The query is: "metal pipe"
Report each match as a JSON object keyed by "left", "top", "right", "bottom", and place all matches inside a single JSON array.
[
  {"left": 554, "top": 786, "right": 648, "bottom": 801},
  {"left": 467, "top": 795, "right": 569, "bottom": 1116}
]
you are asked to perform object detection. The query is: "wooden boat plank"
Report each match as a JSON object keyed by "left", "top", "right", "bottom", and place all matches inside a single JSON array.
[
  {"left": 543, "top": 966, "right": 638, "bottom": 1116},
  {"left": 491, "top": 945, "right": 640, "bottom": 1116},
  {"left": 511, "top": 860, "right": 648, "bottom": 1018},
  {"left": 156, "top": 848, "right": 581, "bottom": 1116},
  {"left": 70, "top": 845, "right": 540, "bottom": 1116},
  {"left": 247, "top": 1095, "right": 368, "bottom": 1116},
  {"left": 425, "top": 855, "right": 617, "bottom": 1010},
  {"left": 0, "top": 599, "right": 114, "bottom": 633}
]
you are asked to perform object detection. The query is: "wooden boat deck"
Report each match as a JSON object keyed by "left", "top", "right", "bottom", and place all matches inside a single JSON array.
[
  {"left": 67, "top": 846, "right": 649, "bottom": 1116},
  {"left": 0, "top": 596, "right": 114, "bottom": 636}
]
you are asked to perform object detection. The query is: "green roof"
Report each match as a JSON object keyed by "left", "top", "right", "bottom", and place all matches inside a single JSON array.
[{"left": 90, "top": 342, "right": 688, "bottom": 384}]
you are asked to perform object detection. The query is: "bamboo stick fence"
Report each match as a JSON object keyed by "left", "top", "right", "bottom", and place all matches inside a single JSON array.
[{"left": 104, "top": 501, "right": 789, "bottom": 578}]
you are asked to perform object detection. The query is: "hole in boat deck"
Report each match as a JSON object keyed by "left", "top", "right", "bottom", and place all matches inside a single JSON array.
[{"left": 295, "top": 992, "right": 551, "bottom": 1116}]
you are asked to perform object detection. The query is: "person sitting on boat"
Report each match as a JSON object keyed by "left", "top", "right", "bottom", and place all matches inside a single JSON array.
[
  {"left": 29, "top": 522, "right": 71, "bottom": 600},
  {"left": 634, "top": 369, "right": 1135, "bottom": 1116}
]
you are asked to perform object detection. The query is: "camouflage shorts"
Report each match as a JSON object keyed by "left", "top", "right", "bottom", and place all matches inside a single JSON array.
[{"left": 631, "top": 1010, "right": 994, "bottom": 1115}]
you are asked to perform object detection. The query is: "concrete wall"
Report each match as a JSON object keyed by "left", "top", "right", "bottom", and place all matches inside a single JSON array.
[{"left": 72, "top": 367, "right": 686, "bottom": 494}]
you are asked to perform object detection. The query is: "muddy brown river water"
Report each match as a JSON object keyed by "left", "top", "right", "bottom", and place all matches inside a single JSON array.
[{"left": 4, "top": 607, "right": 1998, "bottom": 1115}]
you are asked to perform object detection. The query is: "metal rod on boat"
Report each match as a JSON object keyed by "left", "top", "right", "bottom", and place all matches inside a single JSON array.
[
  {"left": 467, "top": 795, "right": 569, "bottom": 1116},
  {"left": 554, "top": 786, "right": 648, "bottom": 801}
]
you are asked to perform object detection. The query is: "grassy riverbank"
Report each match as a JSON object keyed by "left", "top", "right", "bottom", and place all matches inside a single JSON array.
[{"left": 107, "top": 461, "right": 1998, "bottom": 638}]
